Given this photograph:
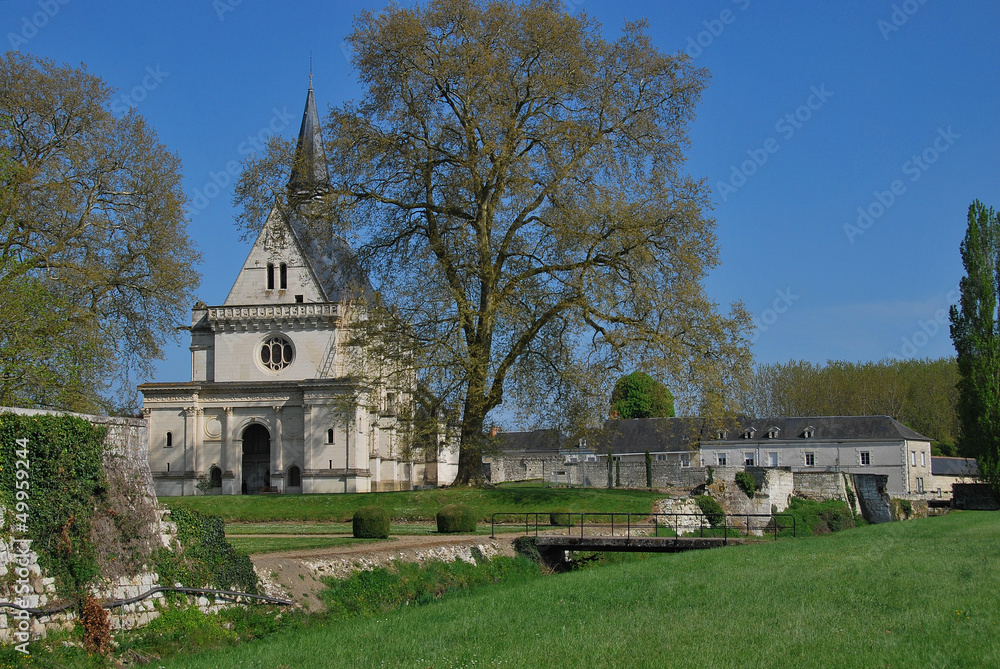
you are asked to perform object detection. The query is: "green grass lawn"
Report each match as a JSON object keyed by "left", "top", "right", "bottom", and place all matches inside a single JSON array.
[
  {"left": 161, "top": 511, "right": 1000, "bottom": 668},
  {"left": 225, "top": 521, "right": 527, "bottom": 537},
  {"left": 162, "top": 485, "right": 666, "bottom": 523},
  {"left": 225, "top": 536, "right": 383, "bottom": 554}
]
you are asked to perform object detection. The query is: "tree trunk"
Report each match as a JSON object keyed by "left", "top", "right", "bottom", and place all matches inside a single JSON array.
[{"left": 453, "top": 391, "right": 489, "bottom": 486}]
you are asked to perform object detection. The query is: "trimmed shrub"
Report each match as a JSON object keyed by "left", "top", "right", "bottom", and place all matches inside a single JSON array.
[
  {"left": 437, "top": 504, "right": 477, "bottom": 533},
  {"left": 694, "top": 495, "right": 725, "bottom": 528},
  {"left": 353, "top": 506, "right": 390, "bottom": 538},
  {"left": 735, "top": 470, "right": 756, "bottom": 498},
  {"left": 549, "top": 509, "right": 575, "bottom": 527}
]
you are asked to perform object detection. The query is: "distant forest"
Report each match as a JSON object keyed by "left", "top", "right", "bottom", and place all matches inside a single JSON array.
[{"left": 735, "top": 358, "right": 960, "bottom": 455}]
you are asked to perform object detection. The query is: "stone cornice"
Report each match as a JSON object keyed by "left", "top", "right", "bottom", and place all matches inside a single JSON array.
[
  {"left": 207, "top": 303, "right": 341, "bottom": 332},
  {"left": 140, "top": 379, "right": 364, "bottom": 405}
]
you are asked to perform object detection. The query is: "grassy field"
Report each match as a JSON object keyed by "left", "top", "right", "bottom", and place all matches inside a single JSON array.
[
  {"left": 225, "top": 522, "right": 527, "bottom": 538},
  {"left": 163, "top": 484, "right": 666, "bottom": 523},
  {"left": 160, "top": 511, "right": 1000, "bottom": 668}
]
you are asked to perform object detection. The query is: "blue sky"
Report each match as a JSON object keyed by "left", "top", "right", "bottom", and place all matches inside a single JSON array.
[{"left": 6, "top": 0, "right": 999, "bottom": 391}]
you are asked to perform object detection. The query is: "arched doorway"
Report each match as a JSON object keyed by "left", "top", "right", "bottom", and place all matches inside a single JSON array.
[{"left": 241, "top": 424, "right": 271, "bottom": 494}]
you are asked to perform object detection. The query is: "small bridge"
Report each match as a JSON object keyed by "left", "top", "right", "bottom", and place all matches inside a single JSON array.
[{"left": 491, "top": 511, "right": 795, "bottom": 564}]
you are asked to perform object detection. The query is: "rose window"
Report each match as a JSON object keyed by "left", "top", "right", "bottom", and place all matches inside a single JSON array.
[{"left": 260, "top": 335, "right": 294, "bottom": 371}]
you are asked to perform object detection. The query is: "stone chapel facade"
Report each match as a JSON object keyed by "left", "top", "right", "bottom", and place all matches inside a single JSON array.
[{"left": 140, "top": 83, "right": 458, "bottom": 496}]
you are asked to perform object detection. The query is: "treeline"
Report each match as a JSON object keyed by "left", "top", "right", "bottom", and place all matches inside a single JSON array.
[{"left": 735, "top": 358, "right": 959, "bottom": 453}]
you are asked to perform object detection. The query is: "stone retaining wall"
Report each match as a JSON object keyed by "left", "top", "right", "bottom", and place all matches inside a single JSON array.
[{"left": 0, "top": 408, "right": 238, "bottom": 644}]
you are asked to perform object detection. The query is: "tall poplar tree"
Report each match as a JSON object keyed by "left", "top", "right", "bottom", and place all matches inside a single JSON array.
[{"left": 949, "top": 200, "right": 1000, "bottom": 486}]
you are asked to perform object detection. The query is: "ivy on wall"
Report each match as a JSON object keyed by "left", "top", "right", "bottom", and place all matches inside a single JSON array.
[
  {"left": 0, "top": 413, "right": 108, "bottom": 598},
  {"left": 158, "top": 506, "right": 259, "bottom": 595}
]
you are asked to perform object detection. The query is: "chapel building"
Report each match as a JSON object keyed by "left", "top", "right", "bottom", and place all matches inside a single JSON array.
[{"left": 140, "top": 82, "right": 458, "bottom": 496}]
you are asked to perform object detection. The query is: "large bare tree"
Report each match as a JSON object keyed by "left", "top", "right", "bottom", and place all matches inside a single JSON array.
[
  {"left": 0, "top": 51, "right": 200, "bottom": 411},
  {"left": 235, "top": 0, "right": 751, "bottom": 484}
]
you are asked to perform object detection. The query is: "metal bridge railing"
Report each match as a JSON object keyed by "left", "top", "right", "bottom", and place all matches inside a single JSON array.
[{"left": 490, "top": 511, "right": 796, "bottom": 542}]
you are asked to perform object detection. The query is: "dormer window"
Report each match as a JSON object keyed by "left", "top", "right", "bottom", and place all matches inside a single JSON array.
[
  {"left": 803, "top": 426, "right": 815, "bottom": 438},
  {"left": 266, "top": 263, "right": 275, "bottom": 290},
  {"left": 744, "top": 427, "right": 756, "bottom": 439},
  {"left": 767, "top": 427, "right": 780, "bottom": 439},
  {"left": 717, "top": 430, "right": 728, "bottom": 440},
  {"left": 279, "top": 263, "right": 288, "bottom": 289}
]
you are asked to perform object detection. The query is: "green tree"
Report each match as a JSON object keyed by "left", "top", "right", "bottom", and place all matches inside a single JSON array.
[
  {"left": 611, "top": 371, "right": 676, "bottom": 419},
  {"left": 735, "top": 357, "right": 960, "bottom": 444},
  {"left": 950, "top": 200, "right": 1000, "bottom": 485},
  {"left": 234, "top": 0, "right": 751, "bottom": 485},
  {"left": 0, "top": 52, "right": 200, "bottom": 411}
]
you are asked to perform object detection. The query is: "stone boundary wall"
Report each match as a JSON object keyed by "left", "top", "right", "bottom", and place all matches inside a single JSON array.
[
  {"left": 0, "top": 408, "right": 236, "bottom": 643},
  {"left": 487, "top": 452, "right": 898, "bottom": 523},
  {"left": 486, "top": 455, "right": 710, "bottom": 490}
]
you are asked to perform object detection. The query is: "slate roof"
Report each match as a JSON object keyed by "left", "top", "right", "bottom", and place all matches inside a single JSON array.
[
  {"left": 931, "top": 456, "right": 979, "bottom": 477},
  {"left": 284, "top": 210, "right": 370, "bottom": 302},
  {"left": 494, "top": 415, "right": 933, "bottom": 456},
  {"left": 717, "top": 416, "right": 931, "bottom": 442},
  {"left": 287, "top": 82, "right": 330, "bottom": 196},
  {"left": 280, "top": 82, "right": 370, "bottom": 302},
  {"left": 492, "top": 429, "right": 565, "bottom": 453}
]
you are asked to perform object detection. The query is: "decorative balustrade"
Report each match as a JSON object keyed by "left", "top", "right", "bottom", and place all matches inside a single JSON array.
[{"left": 207, "top": 304, "right": 339, "bottom": 322}]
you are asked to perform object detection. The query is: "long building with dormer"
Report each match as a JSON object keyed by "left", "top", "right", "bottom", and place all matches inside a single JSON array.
[{"left": 140, "top": 81, "right": 458, "bottom": 496}]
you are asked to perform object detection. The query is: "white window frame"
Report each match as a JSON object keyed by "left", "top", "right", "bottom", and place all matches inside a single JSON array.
[
  {"left": 920, "top": 451, "right": 926, "bottom": 467},
  {"left": 804, "top": 451, "right": 815, "bottom": 467},
  {"left": 860, "top": 451, "right": 871, "bottom": 466},
  {"left": 767, "top": 452, "right": 778, "bottom": 467},
  {"left": 717, "top": 453, "right": 727, "bottom": 466},
  {"left": 744, "top": 452, "right": 755, "bottom": 466},
  {"left": 680, "top": 453, "right": 691, "bottom": 467},
  {"left": 911, "top": 450, "right": 916, "bottom": 466}
]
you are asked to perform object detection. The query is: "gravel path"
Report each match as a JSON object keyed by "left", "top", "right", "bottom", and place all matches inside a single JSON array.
[{"left": 250, "top": 533, "right": 517, "bottom": 611}]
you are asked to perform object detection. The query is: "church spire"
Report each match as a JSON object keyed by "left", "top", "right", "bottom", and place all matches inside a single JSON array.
[{"left": 287, "top": 75, "right": 330, "bottom": 199}]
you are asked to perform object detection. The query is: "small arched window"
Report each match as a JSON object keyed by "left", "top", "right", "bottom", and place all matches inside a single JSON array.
[
  {"left": 327, "top": 428, "right": 334, "bottom": 444},
  {"left": 165, "top": 431, "right": 173, "bottom": 448},
  {"left": 288, "top": 466, "right": 301, "bottom": 487},
  {"left": 209, "top": 466, "right": 222, "bottom": 488},
  {"left": 279, "top": 263, "right": 288, "bottom": 289},
  {"left": 266, "top": 263, "right": 275, "bottom": 290}
]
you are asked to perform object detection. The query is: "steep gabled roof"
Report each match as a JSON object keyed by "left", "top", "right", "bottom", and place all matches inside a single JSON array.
[{"left": 282, "top": 208, "right": 369, "bottom": 302}]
